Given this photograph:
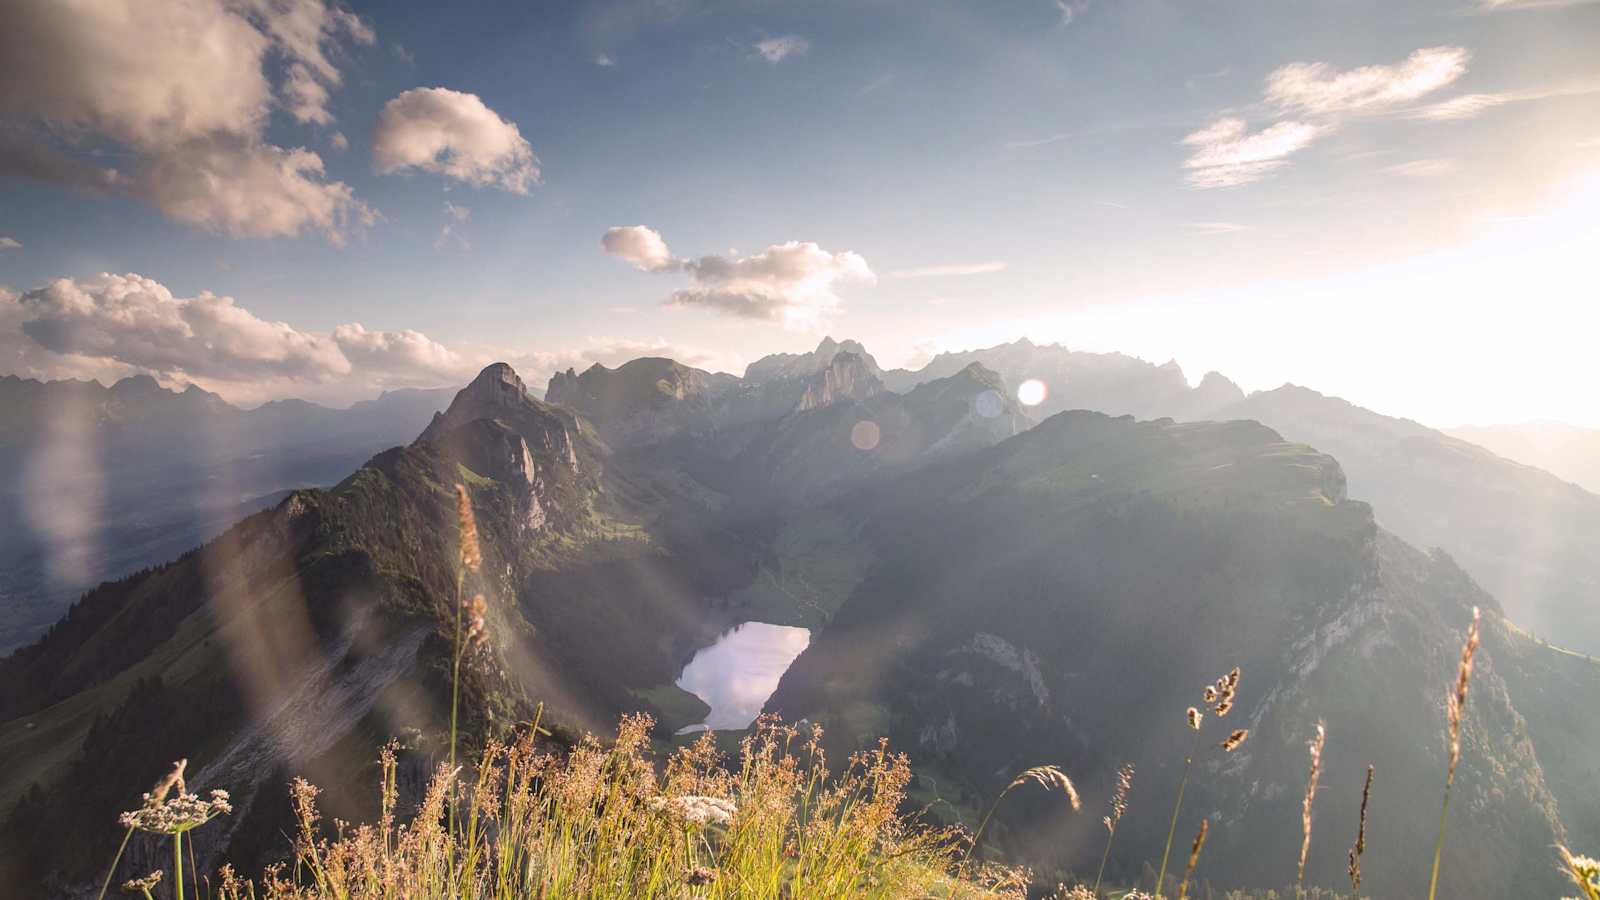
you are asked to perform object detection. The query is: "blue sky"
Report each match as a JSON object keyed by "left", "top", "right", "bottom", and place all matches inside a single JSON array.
[{"left": 1, "top": 0, "right": 1597, "bottom": 424}]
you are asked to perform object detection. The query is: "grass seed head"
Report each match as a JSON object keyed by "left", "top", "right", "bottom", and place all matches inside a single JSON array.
[
  {"left": 1187, "top": 707, "right": 1203, "bottom": 731},
  {"left": 1220, "top": 729, "right": 1249, "bottom": 752},
  {"left": 1298, "top": 720, "right": 1327, "bottom": 887},
  {"left": 1447, "top": 607, "right": 1481, "bottom": 781},
  {"left": 1010, "top": 765, "right": 1081, "bottom": 811},
  {"left": 455, "top": 483, "right": 482, "bottom": 573}
]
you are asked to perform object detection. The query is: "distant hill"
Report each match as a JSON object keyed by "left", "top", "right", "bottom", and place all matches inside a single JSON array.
[
  {"left": 1220, "top": 386, "right": 1600, "bottom": 655},
  {"left": 872, "top": 338, "right": 1600, "bottom": 656},
  {"left": 0, "top": 374, "right": 453, "bottom": 652},
  {"left": 1447, "top": 421, "right": 1600, "bottom": 494}
]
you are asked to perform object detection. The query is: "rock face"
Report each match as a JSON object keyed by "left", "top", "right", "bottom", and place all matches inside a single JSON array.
[{"left": 794, "top": 351, "right": 884, "bottom": 412}]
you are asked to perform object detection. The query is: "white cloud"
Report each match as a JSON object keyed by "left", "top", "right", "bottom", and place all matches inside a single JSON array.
[
  {"left": 601, "top": 225, "right": 680, "bottom": 272},
  {"left": 0, "top": 237, "right": 18, "bottom": 250},
  {"left": 330, "top": 131, "right": 349, "bottom": 150},
  {"left": 890, "top": 262, "right": 1007, "bottom": 278},
  {"left": 372, "top": 87, "right": 540, "bottom": 193},
  {"left": 333, "top": 323, "right": 468, "bottom": 379},
  {"left": 1181, "top": 117, "right": 1322, "bottom": 188},
  {"left": 753, "top": 35, "right": 809, "bottom": 63},
  {"left": 137, "top": 136, "right": 374, "bottom": 242},
  {"left": 594, "top": 53, "right": 617, "bottom": 67},
  {"left": 1379, "top": 158, "right": 1461, "bottom": 178},
  {"left": 603, "top": 227, "right": 875, "bottom": 325},
  {"left": 1265, "top": 47, "right": 1469, "bottom": 116},
  {"left": 0, "top": 0, "right": 372, "bottom": 242},
  {"left": 15, "top": 273, "right": 351, "bottom": 382}
]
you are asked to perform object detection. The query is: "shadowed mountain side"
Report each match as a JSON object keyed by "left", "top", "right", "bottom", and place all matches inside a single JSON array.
[
  {"left": 1221, "top": 385, "right": 1600, "bottom": 655},
  {"left": 764, "top": 410, "right": 1572, "bottom": 897}
]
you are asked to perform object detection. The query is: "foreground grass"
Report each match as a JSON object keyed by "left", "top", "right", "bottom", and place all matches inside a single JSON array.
[{"left": 175, "top": 714, "right": 1025, "bottom": 900}]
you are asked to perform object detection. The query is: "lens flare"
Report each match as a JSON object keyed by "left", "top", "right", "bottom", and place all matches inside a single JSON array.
[{"left": 1017, "top": 378, "right": 1047, "bottom": 407}]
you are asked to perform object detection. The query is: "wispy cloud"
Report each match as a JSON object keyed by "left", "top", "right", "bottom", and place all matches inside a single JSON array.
[
  {"left": 1004, "top": 133, "right": 1071, "bottom": 150},
  {"left": 1475, "top": 0, "right": 1600, "bottom": 10},
  {"left": 0, "top": 237, "right": 19, "bottom": 250},
  {"left": 594, "top": 52, "right": 617, "bottom": 67},
  {"left": 1183, "top": 46, "right": 1468, "bottom": 189},
  {"left": 1410, "top": 81, "right": 1600, "bottom": 120},
  {"left": 1181, "top": 118, "right": 1323, "bottom": 188},
  {"left": 1379, "top": 158, "right": 1461, "bottom": 178},
  {"left": 1186, "top": 222, "right": 1250, "bottom": 235},
  {"left": 1266, "top": 47, "right": 1469, "bottom": 116},
  {"left": 1055, "top": 0, "right": 1093, "bottom": 25},
  {"left": 754, "top": 35, "right": 809, "bottom": 63},
  {"left": 890, "top": 262, "right": 1007, "bottom": 278}
]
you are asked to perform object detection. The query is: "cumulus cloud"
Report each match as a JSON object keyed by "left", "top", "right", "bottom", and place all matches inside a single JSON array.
[
  {"left": 1181, "top": 46, "right": 1468, "bottom": 189},
  {"left": 890, "top": 262, "right": 1007, "bottom": 278},
  {"left": 2, "top": 272, "right": 740, "bottom": 404},
  {"left": 1181, "top": 118, "right": 1322, "bottom": 188},
  {"left": 601, "top": 225, "right": 680, "bottom": 272},
  {"left": 603, "top": 227, "right": 874, "bottom": 325},
  {"left": 15, "top": 273, "right": 351, "bottom": 382},
  {"left": 0, "top": 0, "right": 374, "bottom": 241},
  {"left": 372, "top": 87, "right": 540, "bottom": 193},
  {"left": 333, "top": 322, "right": 468, "bottom": 378},
  {"left": 0, "top": 237, "right": 18, "bottom": 250},
  {"left": 753, "top": 35, "right": 809, "bottom": 63},
  {"left": 1265, "top": 47, "right": 1469, "bottom": 115}
]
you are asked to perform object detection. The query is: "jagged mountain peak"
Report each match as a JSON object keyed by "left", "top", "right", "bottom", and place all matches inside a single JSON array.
[
  {"left": 745, "top": 337, "right": 883, "bottom": 383},
  {"left": 418, "top": 361, "right": 575, "bottom": 448}
]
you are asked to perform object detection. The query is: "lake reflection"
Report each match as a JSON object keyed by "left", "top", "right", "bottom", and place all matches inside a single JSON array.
[{"left": 675, "top": 622, "right": 811, "bottom": 733}]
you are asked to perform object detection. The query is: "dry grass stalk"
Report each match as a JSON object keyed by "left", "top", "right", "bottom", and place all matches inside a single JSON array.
[
  {"left": 1348, "top": 764, "right": 1373, "bottom": 893},
  {"left": 968, "top": 765, "right": 1081, "bottom": 869},
  {"left": 1092, "top": 763, "right": 1136, "bottom": 896},
  {"left": 1156, "top": 667, "right": 1241, "bottom": 897},
  {"left": 1297, "top": 721, "right": 1326, "bottom": 896},
  {"left": 1427, "top": 606, "right": 1480, "bottom": 900},
  {"left": 202, "top": 715, "right": 1017, "bottom": 899},
  {"left": 1177, "top": 818, "right": 1208, "bottom": 900}
]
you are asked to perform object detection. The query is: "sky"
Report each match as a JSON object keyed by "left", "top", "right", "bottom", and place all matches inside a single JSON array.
[{"left": 0, "top": 0, "right": 1597, "bottom": 426}]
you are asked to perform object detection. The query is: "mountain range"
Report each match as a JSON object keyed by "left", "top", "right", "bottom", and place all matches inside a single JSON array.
[
  {"left": 1, "top": 339, "right": 1596, "bottom": 897},
  {"left": 0, "top": 375, "right": 453, "bottom": 652},
  {"left": 1447, "top": 421, "right": 1600, "bottom": 494}
]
